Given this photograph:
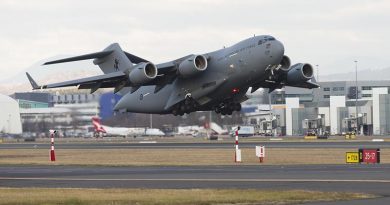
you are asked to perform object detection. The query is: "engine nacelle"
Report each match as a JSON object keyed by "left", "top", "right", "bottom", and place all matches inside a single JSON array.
[
  {"left": 128, "top": 62, "right": 157, "bottom": 85},
  {"left": 279, "top": 55, "right": 291, "bottom": 72},
  {"left": 178, "top": 55, "right": 207, "bottom": 78},
  {"left": 286, "top": 63, "right": 314, "bottom": 84}
]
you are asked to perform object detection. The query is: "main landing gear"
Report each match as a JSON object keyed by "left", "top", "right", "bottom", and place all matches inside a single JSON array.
[
  {"left": 172, "top": 97, "right": 199, "bottom": 116},
  {"left": 214, "top": 102, "right": 241, "bottom": 115},
  {"left": 171, "top": 97, "right": 242, "bottom": 116}
]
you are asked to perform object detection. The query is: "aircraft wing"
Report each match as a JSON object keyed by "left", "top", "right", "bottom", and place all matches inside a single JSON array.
[
  {"left": 28, "top": 44, "right": 195, "bottom": 93},
  {"left": 124, "top": 51, "right": 177, "bottom": 75},
  {"left": 26, "top": 62, "right": 177, "bottom": 94},
  {"left": 286, "top": 81, "right": 320, "bottom": 89},
  {"left": 26, "top": 71, "right": 128, "bottom": 92},
  {"left": 251, "top": 79, "right": 319, "bottom": 93}
]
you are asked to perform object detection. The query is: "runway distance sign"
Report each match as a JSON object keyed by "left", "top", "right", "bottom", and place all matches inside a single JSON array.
[
  {"left": 359, "top": 148, "right": 380, "bottom": 164},
  {"left": 346, "top": 152, "right": 359, "bottom": 163}
]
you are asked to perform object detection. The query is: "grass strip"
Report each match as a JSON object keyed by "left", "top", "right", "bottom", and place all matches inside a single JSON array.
[
  {"left": 0, "top": 148, "right": 389, "bottom": 166},
  {"left": 0, "top": 188, "right": 376, "bottom": 205}
]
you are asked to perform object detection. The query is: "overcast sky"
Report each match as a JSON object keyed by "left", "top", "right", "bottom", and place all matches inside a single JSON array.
[{"left": 0, "top": 0, "right": 389, "bottom": 81}]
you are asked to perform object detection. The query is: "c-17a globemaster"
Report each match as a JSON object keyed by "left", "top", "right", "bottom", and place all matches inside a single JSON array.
[{"left": 27, "top": 35, "right": 319, "bottom": 116}]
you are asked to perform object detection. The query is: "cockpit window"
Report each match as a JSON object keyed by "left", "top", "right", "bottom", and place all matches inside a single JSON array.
[
  {"left": 259, "top": 37, "right": 275, "bottom": 45},
  {"left": 267, "top": 37, "right": 275, "bottom": 41}
]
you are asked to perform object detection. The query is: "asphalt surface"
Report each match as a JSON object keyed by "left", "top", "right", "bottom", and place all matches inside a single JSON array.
[
  {"left": 1, "top": 141, "right": 390, "bottom": 149},
  {"left": 1, "top": 141, "right": 390, "bottom": 204},
  {"left": 1, "top": 165, "right": 390, "bottom": 204}
]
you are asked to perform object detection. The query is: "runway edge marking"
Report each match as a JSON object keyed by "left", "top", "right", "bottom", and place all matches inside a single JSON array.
[{"left": 1, "top": 177, "right": 390, "bottom": 183}]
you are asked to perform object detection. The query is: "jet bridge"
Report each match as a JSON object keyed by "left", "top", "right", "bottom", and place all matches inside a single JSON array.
[
  {"left": 259, "top": 115, "right": 280, "bottom": 136},
  {"left": 302, "top": 116, "right": 326, "bottom": 139},
  {"left": 342, "top": 113, "right": 367, "bottom": 136}
]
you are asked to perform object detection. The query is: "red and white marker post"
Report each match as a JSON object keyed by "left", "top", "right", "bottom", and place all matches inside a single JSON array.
[
  {"left": 234, "top": 127, "right": 241, "bottom": 163},
  {"left": 256, "top": 146, "right": 265, "bottom": 163},
  {"left": 235, "top": 129, "right": 239, "bottom": 150},
  {"left": 49, "top": 130, "right": 56, "bottom": 162}
]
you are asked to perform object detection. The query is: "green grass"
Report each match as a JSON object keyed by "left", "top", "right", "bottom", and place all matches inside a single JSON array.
[
  {"left": 0, "top": 148, "right": 389, "bottom": 166},
  {"left": 0, "top": 188, "right": 376, "bottom": 205}
]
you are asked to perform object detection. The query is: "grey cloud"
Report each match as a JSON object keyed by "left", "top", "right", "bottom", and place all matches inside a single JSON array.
[{"left": 0, "top": 0, "right": 389, "bottom": 80}]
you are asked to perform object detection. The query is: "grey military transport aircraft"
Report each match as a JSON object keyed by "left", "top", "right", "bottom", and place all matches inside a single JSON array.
[{"left": 26, "top": 35, "right": 319, "bottom": 116}]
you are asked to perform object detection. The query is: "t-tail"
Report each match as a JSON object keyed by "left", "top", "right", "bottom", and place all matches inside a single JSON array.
[
  {"left": 29, "top": 43, "right": 150, "bottom": 94},
  {"left": 43, "top": 43, "right": 136, "bottom": 74}
]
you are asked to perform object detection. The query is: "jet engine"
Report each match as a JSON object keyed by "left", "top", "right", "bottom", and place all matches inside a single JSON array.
[
  {"left": 178, "top": 55, "right": 208, "bottom": 78},
  {"left": 279, "top": 55, "right": 291, "bottom": 72},
  {"left": 286, "top": 63, "right": 314, "bottom": 84},
  {"left": 128, "top": 62, "right": 158, "bottom": 85}
]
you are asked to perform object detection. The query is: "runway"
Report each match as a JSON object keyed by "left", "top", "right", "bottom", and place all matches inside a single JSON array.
[
  {"left": 1, "top": 164, "right": 390, "bottom": 195},
  {"left": 2, "top": 164, "right": 390, "bottom": 204},
  {"left": 1, "top": 141, "right": 390, "bottom": 149},
  {"left": 1, "top": 141, "right": 390, "bottom": 204}
]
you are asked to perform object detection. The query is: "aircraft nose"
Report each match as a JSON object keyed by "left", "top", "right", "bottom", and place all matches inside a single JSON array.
[{"left": 272, "top": 40, "right": 284, "bottom": 57}]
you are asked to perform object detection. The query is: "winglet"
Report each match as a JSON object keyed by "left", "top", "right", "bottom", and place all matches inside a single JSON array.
[{"left": 26, "top": 72, "right": 40, "bottom": 90}]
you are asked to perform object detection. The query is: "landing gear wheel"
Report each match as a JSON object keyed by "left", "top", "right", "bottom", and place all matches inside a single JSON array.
[
  {"left": 234, "top": 103, "right": 241, "bottom": 111},
  {"left": 180, "top": 104, "right": 186, "bottom": 112},
  {"left": 191, "top": 102, "right": 198, "bottom": 109}
]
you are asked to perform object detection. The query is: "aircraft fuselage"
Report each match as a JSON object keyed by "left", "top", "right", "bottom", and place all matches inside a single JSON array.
[{"left": 114, "top": 35, "right": 285, "bottom": 114}]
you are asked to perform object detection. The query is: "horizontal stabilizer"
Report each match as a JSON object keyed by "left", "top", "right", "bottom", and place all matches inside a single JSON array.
[
  {"left": 124, "top": 52, "right": 149, "bottom": 64},
  {"left": 43, "top": 50, "right": 113, "bottom": 65}
]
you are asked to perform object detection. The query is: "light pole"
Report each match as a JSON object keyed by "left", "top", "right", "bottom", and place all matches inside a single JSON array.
[
  {"left": 268, "top": 90, "right": 273, "bottom": 136},
  {"left": 354, "top": 60, "right": 358, "bottom": 134},
  {"left": 150, "top": 114, "right": 153, "bottom": 129},
  {"left": 8, "top": 114, "right": 11, "bottom": 133},
  {"left": 315, "top": 64, "right": 320, "bottom": 133}
]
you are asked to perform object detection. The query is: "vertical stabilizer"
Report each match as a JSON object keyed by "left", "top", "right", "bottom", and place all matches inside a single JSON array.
[
  {"left": 92, "top": 117, "right": 106, "bottom": 133},
  {"left": 93, "top": 43, "right": 133, "bottom": 74}
]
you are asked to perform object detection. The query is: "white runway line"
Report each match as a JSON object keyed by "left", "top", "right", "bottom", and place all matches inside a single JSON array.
[
  {"left": 372, "top": 139, "right": 384, "bottom": 142},
  {"left": 139, "top": 141, "right": 157, "bottom": 143},
  {"left": 1, "top": 177, "right": 390, "bottom": 183}
]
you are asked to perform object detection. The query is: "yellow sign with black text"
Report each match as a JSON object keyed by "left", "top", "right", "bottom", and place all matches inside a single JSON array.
[{"left": 346, "top": 152, "right": 359, "bottom": 163}]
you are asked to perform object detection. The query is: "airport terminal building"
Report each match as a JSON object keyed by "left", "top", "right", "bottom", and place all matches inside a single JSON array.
[
  {"left": 3, "top": 79, "right": 390, "bottom": 137},
  {"left": 243, "top": 80, "right": 390, "bottom": 136},
  {"left": 9, "top": 90, "right": 112, "bottom": 137}
]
